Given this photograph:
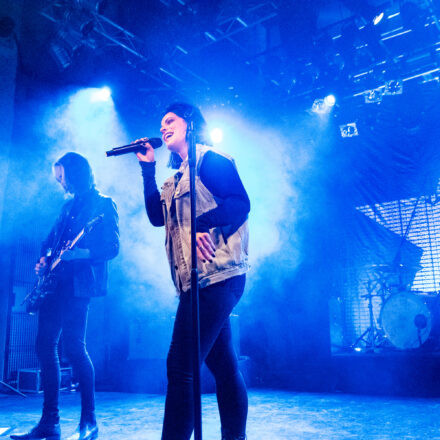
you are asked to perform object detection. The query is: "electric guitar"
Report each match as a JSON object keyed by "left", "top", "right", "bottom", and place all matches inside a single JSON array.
[{"left": 23, "top": 214, "right": 103, "bottom": 314}]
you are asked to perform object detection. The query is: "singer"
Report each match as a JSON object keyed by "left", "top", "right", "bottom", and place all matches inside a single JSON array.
[{"left": 136, "top": 102, "right": 250, "bottom": 440}]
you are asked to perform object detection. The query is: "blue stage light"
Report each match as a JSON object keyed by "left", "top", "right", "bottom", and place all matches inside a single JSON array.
[
  {"left": 90, "top": 86, "right": 112, "bottom": 102},
  {"left": 324, "top": 94, "right": 336, "bottom": 107},
  {"left": 373, "top": 12, "right": 384, "bottom": 26},
  {"left": 339, "top": 122, "right": 359, "bottom": 138},
  {"left": 210, "top": 127, "right": 223, "bottom": 144}
]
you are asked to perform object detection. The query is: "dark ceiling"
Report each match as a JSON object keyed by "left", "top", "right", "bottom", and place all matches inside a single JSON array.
[{"left": 3, "top": 0, "right": 440, "bottom": 118}]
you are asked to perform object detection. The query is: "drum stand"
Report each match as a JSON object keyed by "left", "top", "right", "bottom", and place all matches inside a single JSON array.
[{"left": 351, "top": 280, "right": 386, "bottom": 352}]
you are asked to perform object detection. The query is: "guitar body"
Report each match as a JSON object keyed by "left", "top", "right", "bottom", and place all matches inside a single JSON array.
[
  {"left": 22, "top": 214, "right": 103, "bottom": 314},
  {"left": 26, "top": 271, "right": 59, "bottom": 314}
]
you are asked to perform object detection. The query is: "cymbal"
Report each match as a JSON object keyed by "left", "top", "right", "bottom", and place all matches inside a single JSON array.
[{"left": 370, "top": 263, "right": 422, "bottom": 273}]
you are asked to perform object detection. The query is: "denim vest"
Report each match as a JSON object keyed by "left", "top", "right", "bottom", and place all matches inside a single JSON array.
[{"left": 160, "top": 144, "right": 249, "bottom": 293}]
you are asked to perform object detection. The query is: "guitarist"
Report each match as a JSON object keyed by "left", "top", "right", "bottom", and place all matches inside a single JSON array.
[{"left": 11, "top": 152, "right": 119, "bottom": 440}]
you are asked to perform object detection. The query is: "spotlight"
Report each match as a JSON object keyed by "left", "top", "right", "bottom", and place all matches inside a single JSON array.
[
  {"left": 364, "top": 88, "right": 383, "bottom": 104},
  {"left": 49, "top": 28, "right": 82, "bottom": 71},
  {"left": 210, "top": 127, "right": 223, "bottom": 144},
  {"left": 90, "top": 87, "right": 112, "bottom": 102},
  {"left": 340, "top": 122, "right": 358, "bottom": 138},
  {"left": 49, "top": 42, "right": 72, "bottom": 70},
  {"left": 312, "top": 96, "right": 335, "bottom": 115},
  {"left": 373, "top": 12, "right": 384, "bottom": 26},
  {"left": 384, "top": 79, "right": 403, "bottom": 95},
  {"left": 324, "top": 94, "right": 336, "bottom": 107},
  {"left": 312, "top": 99, "right": 327, "bottom": 114}
]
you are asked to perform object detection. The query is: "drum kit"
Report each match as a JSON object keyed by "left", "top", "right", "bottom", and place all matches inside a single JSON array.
[{"left": 351, "top": 262, "right": 440, "bottom": 352}]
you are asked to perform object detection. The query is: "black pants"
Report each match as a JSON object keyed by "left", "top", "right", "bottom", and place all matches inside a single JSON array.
[
  {"left": 162, "top": 274, "right": 248, "bottom": 440},
  {"left": 36, "top": 289, "right": 95, "bottom": 424}
]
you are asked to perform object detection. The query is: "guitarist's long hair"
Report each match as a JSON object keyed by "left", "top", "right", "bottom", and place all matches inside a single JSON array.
[{"left": 55, "top": 152, "right": 95, "bottom": 194}]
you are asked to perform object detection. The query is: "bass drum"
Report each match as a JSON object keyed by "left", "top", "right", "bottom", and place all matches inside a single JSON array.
[{"left": 380, "top": 291, "right": 433, "bottom": 349}]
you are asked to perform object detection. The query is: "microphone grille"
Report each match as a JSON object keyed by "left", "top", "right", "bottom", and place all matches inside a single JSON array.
[{"left": 149, "top": 138, "right": 163, "bottom": 149}]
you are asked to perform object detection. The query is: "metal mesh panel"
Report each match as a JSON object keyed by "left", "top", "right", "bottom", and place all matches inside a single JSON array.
[
  {"left": 6, "top": 312, "right": 39, "bottom": 381},
  {"left": 358, "top": 196, "right": 440, "bottom": 292},
  {"left": 4, "top": 236, "right": 41, "bottom": 381},
  {"left": 342, "top": 192, "right": 440, "bottom": 349}
]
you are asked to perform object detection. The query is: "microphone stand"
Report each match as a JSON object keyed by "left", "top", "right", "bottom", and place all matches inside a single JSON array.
[{"left": 187, "top": 122, "right": 203, "bottom": 440}]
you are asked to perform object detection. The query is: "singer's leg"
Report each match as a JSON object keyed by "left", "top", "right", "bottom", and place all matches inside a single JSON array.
[
  {"left": 205, "top": 320, "right": 248, "bottom": 439},
  {"left": 161, "top": 275, "right": 246, "bottom": 440}
]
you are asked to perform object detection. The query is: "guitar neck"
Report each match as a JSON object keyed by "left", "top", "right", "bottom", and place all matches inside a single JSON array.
[{"left": 49, "top": 229, "right": 86, "bottom": 272}]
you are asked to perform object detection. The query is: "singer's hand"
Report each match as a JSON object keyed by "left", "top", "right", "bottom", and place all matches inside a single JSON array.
[
  {"left": 196, "top": 232, "right": 216, "bottom": 263},
  {"left": 135, "top": 138, "right": 155, "bottom": 162}
]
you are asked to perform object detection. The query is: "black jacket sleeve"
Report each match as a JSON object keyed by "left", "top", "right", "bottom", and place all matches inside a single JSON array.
[
  {"left": 197, "top": 151, "right": 250, "bottom": 233},
  {"left": 140, "top": 161, "right": 165, "bottom": 227},
  {"left": 81, "top": 197, "right": 120, "bottom": 263}
]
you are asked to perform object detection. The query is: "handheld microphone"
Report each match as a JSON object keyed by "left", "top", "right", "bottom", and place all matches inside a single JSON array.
[{"left": 106, "top": 138, "right": 163, "bottom": 157}]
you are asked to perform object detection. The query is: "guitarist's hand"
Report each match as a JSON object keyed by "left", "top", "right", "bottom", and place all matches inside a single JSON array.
[
  {"left": 60, "top": 248, "right": 91, "bottom": 261},
  {"left": 35, "top": 257, "right": 47, "bottom": 276}
]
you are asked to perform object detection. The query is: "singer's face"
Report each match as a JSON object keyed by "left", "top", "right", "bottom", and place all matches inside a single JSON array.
[{"left": 160, "top": 112, "right": 188, "bottom": 156}]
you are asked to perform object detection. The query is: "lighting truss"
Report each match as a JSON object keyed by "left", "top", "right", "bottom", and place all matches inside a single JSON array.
[
  {"left": 166, "top": 2, "right": 279, "bottom": 84},
  {"left": 201, "top": 2, "right": 278, "bottom": 49},
  {"left": 40, "top": 0, "right": 280, "bottom": 95},
  {"left": 40, "top": 1, "right": 191, "bottom": 89},
  {"left": 39, "top": 1, "right": 440, "bottom": 108}
]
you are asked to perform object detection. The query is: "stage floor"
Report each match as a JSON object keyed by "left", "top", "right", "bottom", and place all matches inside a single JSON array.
[{"left": 1, "top": 389, "right": 439, "bottom": 439}]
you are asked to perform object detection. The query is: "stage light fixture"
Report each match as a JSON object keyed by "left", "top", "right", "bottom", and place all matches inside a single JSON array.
[
  {"left": 210, "top": 127, "right": 223, "bottom": 144},
  {"left": 49, "top": 27, "right": 83, "bottom": 71},
  {"left": 312, "top": 99, "right": 327, "bottom": 114},
  {"left": 384, "top": 79, "right": 403, "bottom": 95},
  {"left": 373, "top": 12, "right": 384, "bottom": 25},
  {"left": 312, "top": 96, "right": 336, "bottom": 114},
  {"left": 49, "top": 42, "right": 72, "bottom": 70},
  {"left": 364, "top": 88, "right": 383, "bottom": 104},
  {"left": 324, "top": 94, "right": 336, "bottom": 107},
  {"left": 340, "top": 122, "right": 358, "bottom": 138}
]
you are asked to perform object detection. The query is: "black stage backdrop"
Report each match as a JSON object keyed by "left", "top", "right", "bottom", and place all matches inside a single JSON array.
[{"left": 239, "top": 80, "right": 440, "bottom": 389}]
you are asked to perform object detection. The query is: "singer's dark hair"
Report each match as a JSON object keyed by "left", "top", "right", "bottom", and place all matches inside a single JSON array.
[
  {"left": 163, "top": 102, "right": 209, "bottom": 169},
  {"left": 54, "top": 152, "right": 95, "bottom": 194}
]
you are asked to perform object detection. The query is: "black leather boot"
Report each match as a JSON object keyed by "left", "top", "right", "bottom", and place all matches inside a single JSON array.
[
  {"left": 10, "top": 421, "right": 61, "bottom": 440},
  {"left": 221, "top": 434, "right": 246, "bottom": 440}
]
